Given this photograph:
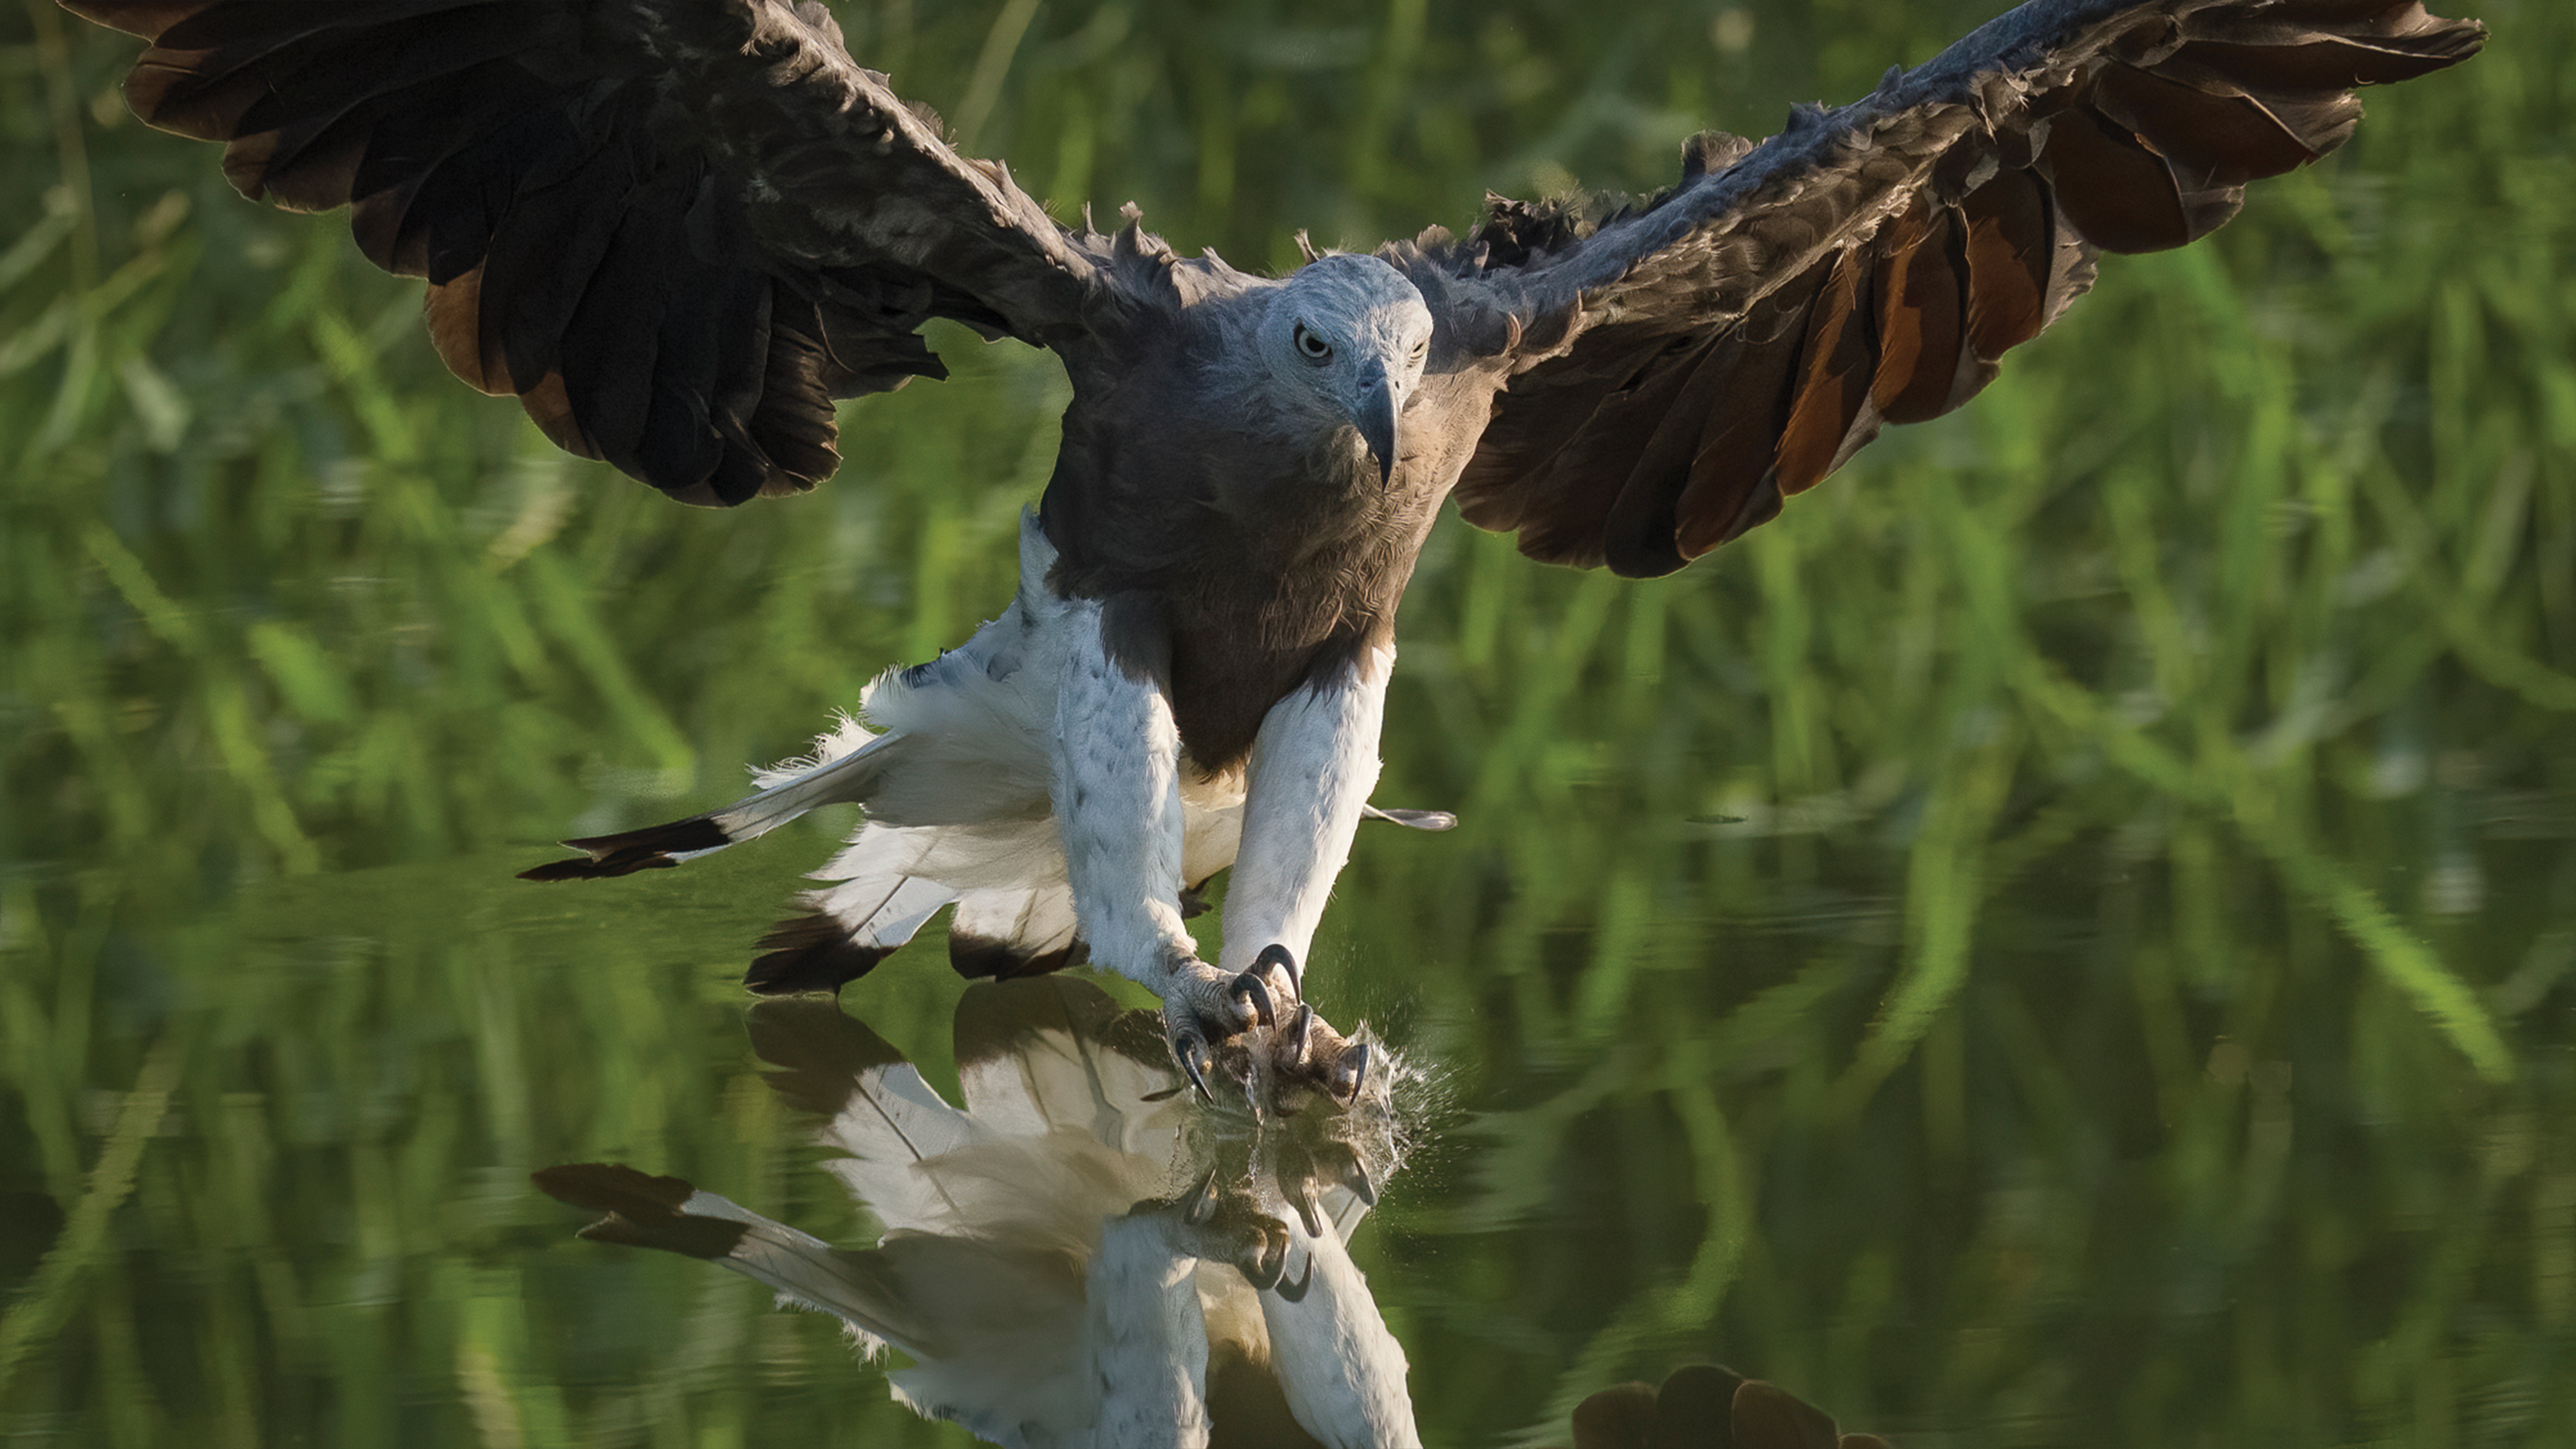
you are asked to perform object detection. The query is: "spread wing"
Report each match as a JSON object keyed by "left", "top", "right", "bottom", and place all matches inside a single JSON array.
[
  {"left": 68, "top": 0, "right": 1115, "bottom": 506},
  {"left": 1399, "top": 0, "right": 2482, "bottom": 578}
]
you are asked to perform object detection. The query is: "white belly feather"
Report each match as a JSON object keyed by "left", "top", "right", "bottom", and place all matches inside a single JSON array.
[{"left": 717, "top": 514, "right": 1245, "bottom": 981}]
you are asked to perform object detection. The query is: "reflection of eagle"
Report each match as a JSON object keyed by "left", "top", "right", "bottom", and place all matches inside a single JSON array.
[
  {"left": 538, "top": 978, "right": 1416, "bottom": 1448},
  {"left": 73, "top": 0, "right": 2480, "bottom": 1092}
]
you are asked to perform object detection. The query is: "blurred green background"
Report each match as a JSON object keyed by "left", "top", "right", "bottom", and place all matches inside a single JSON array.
[{"left": 3, "top": 0, "right": 2570, "bottom": 1443}]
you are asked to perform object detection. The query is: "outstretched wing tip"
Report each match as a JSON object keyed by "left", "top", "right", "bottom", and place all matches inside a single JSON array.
[
  {"left": 75, "top": 0, "right": 1107, "bottom": 507},
  {"left": 1439, "top": 0, "right": 2481, "bottom": 574}
]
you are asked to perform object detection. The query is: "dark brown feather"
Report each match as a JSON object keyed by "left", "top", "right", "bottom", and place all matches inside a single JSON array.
[
  {"left": 74, "top": 0, "right": 1104, "bottom": 507},
  {"left": 531, "top": 1164, "right": 756, "bottom": 1260},
  {"left": 2092, "top": 62, "right": 2318, "bottom": 185},
  {"left": 2036, "top": 108, "right": 2193, "bottom": 252},
  {"left": 516, "top": 815, "right": 732, "bottom": 881},
  {"left": 1430, "top": 0, "right": 2481, "bottom": 576},
  {"left": 949, "top": 933, "right": 1083, "bottom": 981},
  {"left": 1667, "top": 272, "right": 1827, "bottom": 560}
]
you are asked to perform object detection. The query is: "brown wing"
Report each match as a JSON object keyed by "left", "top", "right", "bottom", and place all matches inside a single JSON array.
[
  {"left": 68, "top": 0, "right": 1112, "bottom": 506},
  {"left": 1400, "top": 0, "right": 2482, "bottom": 577}
]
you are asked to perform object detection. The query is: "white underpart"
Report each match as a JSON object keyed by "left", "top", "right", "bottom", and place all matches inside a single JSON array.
[
  {"left": 1048, "top": 599, "right": 1200, "bottom": 990},
  {"left": 1218, "top": 646, "right": 1394, "bottom": 977},
  {"left": 620, "top": 510, "right": 1396, "bottom": 1000},
  {"left": 663, "top": 513, "right": 1244, "bottom": 971}
]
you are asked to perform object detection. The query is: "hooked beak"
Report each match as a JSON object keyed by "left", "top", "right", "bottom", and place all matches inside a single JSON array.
[{"left": 1354, "top": 363, "right": 1401, "bottom": 485}]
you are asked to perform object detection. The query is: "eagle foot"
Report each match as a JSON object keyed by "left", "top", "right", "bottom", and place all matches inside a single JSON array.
[
  {"left": 1160, "top": 946, "right": 1372, "bottom": 1110},
  {"left": 1159, "top": 952, "right": 1264, "bottom": 1103},
  {"left": 1135, "top": 1169, "right": 1296, "bottom": 1292},
  {"left": 1240, "top": 946, "right": 1370, "bottom": 1106}
]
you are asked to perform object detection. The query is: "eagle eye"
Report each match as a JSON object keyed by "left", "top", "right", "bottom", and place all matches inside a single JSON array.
[{"left": 1293, "top": 322, "right": 1333, "bottom": 363}]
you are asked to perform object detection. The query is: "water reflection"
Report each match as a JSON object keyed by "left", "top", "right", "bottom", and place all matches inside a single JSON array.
[
  {"left": 539, "top": 977, "right": 1416, "bottom": 1447},
  {"left": 1558, "top": 1364, "right": 1888, "bottom": 1449}
]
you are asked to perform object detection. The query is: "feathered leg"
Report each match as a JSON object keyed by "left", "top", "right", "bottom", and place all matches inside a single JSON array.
[
  {"left": 1216, "top": 644, "right": 1394, "bottom": 1100},
  {"left": 1050, "top": 596, "right": 1259, "bottom": 1094}
]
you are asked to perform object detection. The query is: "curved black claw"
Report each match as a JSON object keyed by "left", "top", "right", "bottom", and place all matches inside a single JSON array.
[
  {"left": 1327, "top": 1041, "right": 1371, "bottom": 1105},
  {"left": 1171, "top": 1028, "right": 1215, "bottom": 1103},
  {"left": 1283, "top": 1003, "right": 1316, "bottom": 1065},
  {"left": 1253, "top": 942, "right": 1303, "bottom": 997},
  {"left": 1274, "top": 1252, "right": 1315, "bottom": 1302},
  {"left": 1228, "top": 971, "right": 1276, "bottom": 1029}
]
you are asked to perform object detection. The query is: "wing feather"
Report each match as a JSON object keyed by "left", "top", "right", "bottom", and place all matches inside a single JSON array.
[
  {"left": 66, "top": 0, "right": 1113, "bottom": 505},
  {"left": 1408, "top": 0, "right": 2481, "bottom": 576}
]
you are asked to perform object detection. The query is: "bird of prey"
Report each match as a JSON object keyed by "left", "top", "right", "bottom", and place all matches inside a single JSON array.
[
  {"left": 68, "top": 0, "right": 2484, "bottom": 1100},
  {"left": 538, "top": 977, "right": 1417, "bottom": 1448}
]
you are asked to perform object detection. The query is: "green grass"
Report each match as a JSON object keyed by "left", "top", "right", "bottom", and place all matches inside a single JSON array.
[{"left": 3, "top": 0, "right": 2572, "bottom": 1444}]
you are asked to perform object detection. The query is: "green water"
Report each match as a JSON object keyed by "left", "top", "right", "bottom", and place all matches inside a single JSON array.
[{"left": 3, "top": 0, "right": 2571, "bottom": 1443}]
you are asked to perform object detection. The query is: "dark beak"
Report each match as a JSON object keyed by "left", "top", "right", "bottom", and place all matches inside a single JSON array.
[{"left": 1354, "top": 365, "right": 1400, "bottom": 485}]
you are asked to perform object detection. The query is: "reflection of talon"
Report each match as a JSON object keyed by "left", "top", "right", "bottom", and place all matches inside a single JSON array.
[
  {"left": 1274, "top": 1252, "right": 1314, "bottom": 1302},
  {"left": 1291, "top": 1182, "right": 1327, "bottom": 1240},
  {"left": 1239, "top": 1225, "right": 1289, "bottom": 1291},
  {"left": 1339, "top": 1151, "right": 1379, "bottom": 1208},
  {"left": 1182, "top": 1168, "right": 1222, "bottom": 1226}
]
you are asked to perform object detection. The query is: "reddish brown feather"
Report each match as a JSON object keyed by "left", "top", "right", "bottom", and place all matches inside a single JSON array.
[
  {"left": 518, "top": 373, "right": 603, "bottom": 461},
  {"left": 1959, "top": 169, "right": 2055, "bottom": 361},
  {"left": 1773, "top": 244, "right": 1879, "bottom": 496},
  {"left": 422, "top": 267, "right": 507, "bottom": 395},
  {"left": 227, "top": 120, "right": 372, "bottom": 214},
  {"left": 1870, "top": 202, "right": 1971, "bottom": 425},
  {"left": 1730, "top": 1379, "right": 1844, "bottom": 1449},
  {"left": 1598, "top": 336, "right": 1746, "bottom": 574}
]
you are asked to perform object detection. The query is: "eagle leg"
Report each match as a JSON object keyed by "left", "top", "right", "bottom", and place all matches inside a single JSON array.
[
  {"left": 1052, "top": 598, "right": 1266, "bottom": 1073},
  {"left": 1211, "top": 647, "right": 1394, "bottom": 1104}
]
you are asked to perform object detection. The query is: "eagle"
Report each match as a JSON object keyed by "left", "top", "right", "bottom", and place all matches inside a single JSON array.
[{"left": 68, "top": 0, "right": 2484, "bottom": 1102}]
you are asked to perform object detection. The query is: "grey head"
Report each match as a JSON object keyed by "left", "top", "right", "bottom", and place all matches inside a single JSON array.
[{"left": 1253, "top": 253, "right": 1434, "bottom": 484}]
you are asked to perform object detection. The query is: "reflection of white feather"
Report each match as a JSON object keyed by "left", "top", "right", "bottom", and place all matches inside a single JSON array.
[{"left": 543, "top": 979, "right": 1417, "bottom": 1448}]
